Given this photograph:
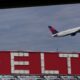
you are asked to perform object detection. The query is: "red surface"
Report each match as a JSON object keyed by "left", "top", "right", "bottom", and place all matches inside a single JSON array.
[
  {"left": 0, "top": 51, "right": 11, "bottom": 74},
  {"left": 71, "top": 54, "right": 80, "bottom": 75},
  {"left": 0, "top": 51, "right": 80, "bottom": 75},
  {"left": 44, "top": 52, "right": 67, "bottom": 74}
]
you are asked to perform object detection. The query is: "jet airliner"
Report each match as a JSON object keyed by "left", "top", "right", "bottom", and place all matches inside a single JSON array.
[{"left": 48, "top": 26, "right": 80, "bottom": 37}]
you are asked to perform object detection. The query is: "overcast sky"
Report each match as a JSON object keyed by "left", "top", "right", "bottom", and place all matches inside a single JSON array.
[{"left": 0, "top": 3, "right": 80, "bottom": 52}]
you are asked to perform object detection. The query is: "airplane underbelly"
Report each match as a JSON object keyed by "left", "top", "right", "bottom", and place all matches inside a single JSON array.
[{"left": 57, "top": 31, "right": 76, "bottom": 37}]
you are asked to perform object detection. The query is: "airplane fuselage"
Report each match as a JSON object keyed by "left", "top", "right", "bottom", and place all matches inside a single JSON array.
[{"left": 52, "top": 27, "right": 80, "bottom": 37}]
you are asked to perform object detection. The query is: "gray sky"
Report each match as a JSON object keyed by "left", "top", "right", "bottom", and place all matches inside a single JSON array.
[{"left": 0, "top": 3, "right": 80, "bottom": 52}]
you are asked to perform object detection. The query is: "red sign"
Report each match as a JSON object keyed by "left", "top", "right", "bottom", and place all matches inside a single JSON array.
[{"left": 0, "top": 51, "right": 80, "bottom": 75}]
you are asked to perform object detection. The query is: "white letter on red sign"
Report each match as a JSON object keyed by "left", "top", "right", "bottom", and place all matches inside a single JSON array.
[
  {"left": 11, "top": 52, "right": 29, "bottom": 74},
  {"left": 59, "top": 54, "right": 79, "bottom": 74},
  {"left": 41, "top": 53, "right": 59, "bottom": 74}
]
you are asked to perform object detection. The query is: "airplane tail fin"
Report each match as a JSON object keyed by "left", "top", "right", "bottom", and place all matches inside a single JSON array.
[{"left": 48, "top": 26, "right": 58, "bottom": 34}]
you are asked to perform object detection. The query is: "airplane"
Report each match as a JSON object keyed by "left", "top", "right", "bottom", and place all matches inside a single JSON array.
[{"left": 48, "top": 26, "right": 80, "bottom": 37}]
